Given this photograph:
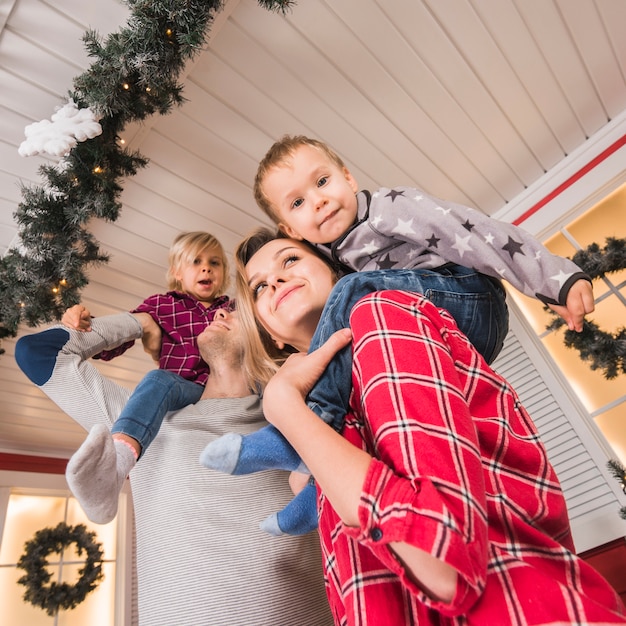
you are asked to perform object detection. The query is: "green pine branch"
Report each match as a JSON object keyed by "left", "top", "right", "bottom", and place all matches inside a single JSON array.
[
  {"left": 607, "top": 459, "right": 626, "bottom": 520},
  {"left": 0, "top": 0, "right": 295, "bottom": 341},
  {"left": 545, "top": 237, "right": 626, "bottom": 380}
]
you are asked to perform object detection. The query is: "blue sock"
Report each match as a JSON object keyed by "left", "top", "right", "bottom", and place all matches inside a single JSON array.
[
  {"left": 201, "top": 424, "right": 307, "bottom": 475},
  {"left": 259, "top": 480, "right": 318, "bottom": 537}
]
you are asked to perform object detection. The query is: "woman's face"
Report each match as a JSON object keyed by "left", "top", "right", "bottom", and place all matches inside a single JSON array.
[{"left": 244, "top": 239, "right": 336, "bottom": 352}]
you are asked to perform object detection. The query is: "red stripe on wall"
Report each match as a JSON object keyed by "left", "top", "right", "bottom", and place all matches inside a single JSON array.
[
  {"left": 513, "top": 134, "right": 626, "bottom": 225},
  {"left": 0, "top": 452, "right": 68, "bottom": 474}
]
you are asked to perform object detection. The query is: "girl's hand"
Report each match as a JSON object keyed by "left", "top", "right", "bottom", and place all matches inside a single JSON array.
[
  {"left": 61, "top": 304, "right": 92, "bottom": 331},
  {"left": 263, "top": 328, "right": 352, "bottom": 429}
]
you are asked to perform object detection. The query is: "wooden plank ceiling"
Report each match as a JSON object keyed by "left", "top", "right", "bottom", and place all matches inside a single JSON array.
[{"left": 1, "top": 0, "right": 625, "bottom": 458}]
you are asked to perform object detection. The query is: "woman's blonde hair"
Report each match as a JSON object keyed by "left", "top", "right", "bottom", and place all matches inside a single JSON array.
[
  {"left": 253, "top": 135, "right": 346, "bottom": 223},
  {"left": 166, "top": 231, "right": 230, "bottom": 295},
  {"left": 234, "top": 227, "right": 342, "bottom": 390}
]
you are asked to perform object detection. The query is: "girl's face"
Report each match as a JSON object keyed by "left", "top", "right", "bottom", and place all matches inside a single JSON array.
[
  {"left": 244, "top": 239, "right": 336, "bottom": 352},
  {"left": 175, "top": 246, "right": 225, "bottom": 306}
]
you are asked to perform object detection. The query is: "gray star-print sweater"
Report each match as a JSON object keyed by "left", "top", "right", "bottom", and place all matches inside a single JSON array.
[{"left": 314, "top": 187, "right": 589, "bottom": 306}]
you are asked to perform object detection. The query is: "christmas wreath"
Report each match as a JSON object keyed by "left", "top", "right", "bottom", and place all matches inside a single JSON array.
[
  {"left": 16, "top": 522, "right": 104, "bottom": 616},
  {"left": 546, "top": 236, "right": 626, "bottom": 380}
]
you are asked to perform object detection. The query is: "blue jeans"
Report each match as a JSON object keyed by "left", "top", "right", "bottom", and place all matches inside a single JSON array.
[
  {"left": 307, "top": 266, "right": 509, "bottom": 431},
  {"left": 112, "top": 369, "right": 204, "bottom": 457}
]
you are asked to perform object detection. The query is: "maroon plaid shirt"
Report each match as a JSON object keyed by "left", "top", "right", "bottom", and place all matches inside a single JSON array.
[
  {"left": 95, "top": 292, "right": 231, "bottom": 386},
  {"left": 318, "top": 290, "right": 625, "bottom": 625}
]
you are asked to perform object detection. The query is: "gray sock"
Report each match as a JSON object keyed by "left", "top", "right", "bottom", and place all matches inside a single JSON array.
[{"left": 65, "top": 424, "right": 137, "bottom": 524}]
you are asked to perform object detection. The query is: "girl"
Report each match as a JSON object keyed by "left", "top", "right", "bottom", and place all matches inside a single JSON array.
[
  {"left": 234, "top": 227, "right": 626, "bottom": 625},
  {"left": 63, "top": 231, "right": 233, "bottom": 524}
]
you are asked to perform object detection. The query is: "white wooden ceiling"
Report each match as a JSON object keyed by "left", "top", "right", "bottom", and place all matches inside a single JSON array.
[{"left": 1, "top": 0, "right": 626, "bottom": 458}]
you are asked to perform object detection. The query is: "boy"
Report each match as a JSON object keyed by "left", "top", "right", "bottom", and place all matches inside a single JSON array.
[{"left": 202, "top": 136, "right": 593, "bottom": 536}]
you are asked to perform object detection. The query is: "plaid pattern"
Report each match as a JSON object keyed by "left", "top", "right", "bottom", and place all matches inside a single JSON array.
[
  {"left": 96, "top": 292, "right": 231, "bottom": 385},
  {"left": 318, "top": 290, "right": 625, "bottom": 625}
]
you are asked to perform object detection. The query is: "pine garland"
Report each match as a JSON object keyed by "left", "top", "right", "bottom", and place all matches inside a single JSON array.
[
  {"left": 16, "top": 522, "right": 104, "bottom": 616},
  {"left": 0, "top": 0, "right": 294, "bottom": 342},
  {"left": 546, "top": 237, "right": 626, "bottom": 380},
  {"left": 606, "top": 459, "right": 626, "bottom": 520}
]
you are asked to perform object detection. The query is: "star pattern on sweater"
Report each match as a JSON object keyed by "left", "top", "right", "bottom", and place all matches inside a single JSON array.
[
  {"left": 426, "top": 234, "right": 440, "bottom": 248},
  {"left": 484, "top": 232, "right": 495, "bottom": 245},
  {"left": 377, "top": 253, "right": 397, "bottom": 269},
  {"left": 371, "top": 214, "right": 383, "bottom": 228},
  {"left": 435, "top": 205, "right": 451, "bottom": 217},
  {"left": 502, "top": 236, "right": 524, "bottom": 259},
  {"left": 392, "top": 218, "right": 416, "bottom": 236},
  {"left": 452, "top": 233, "right": 472, "bottom": 258},
  {"left": 361, "top": 240, "right": 379, "bottom": 255},
  {"left": 386, "top": 189, "right": 405, "bottom": 201},
  {"left": 550, "top": 270, "right": 574, "bottom": 288},
  {"left": 462, "top": 219, "right": 474, "bottom": 232}
]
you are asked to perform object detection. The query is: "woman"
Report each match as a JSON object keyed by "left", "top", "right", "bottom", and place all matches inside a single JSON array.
[{"left": 234, "top": 227, "right": 626, "bottom": 625}]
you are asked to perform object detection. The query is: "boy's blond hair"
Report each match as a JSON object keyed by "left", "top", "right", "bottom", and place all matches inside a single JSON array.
[
  {"left": 166, "top": 231, "right": 230, "bottom": 295},
  {"left": 254, "top": 135, "right": 346, "bottom": 223}
]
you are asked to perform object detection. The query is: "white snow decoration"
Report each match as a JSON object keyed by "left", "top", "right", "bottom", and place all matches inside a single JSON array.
[{"left": 19, "top": 100, "right": 102, "bottom": 158}]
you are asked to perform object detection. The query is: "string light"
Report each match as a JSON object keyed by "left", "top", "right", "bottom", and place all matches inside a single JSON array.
[{"left": 1, "top": 0, "right": 293, "bottom": 341}]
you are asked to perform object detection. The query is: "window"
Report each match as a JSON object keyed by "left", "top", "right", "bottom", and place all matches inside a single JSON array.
[
  {"left": 0, "top": 491, "right": 118, "bottom": 626},
  {"left": 508, "top": 183, "right": 626, "bottom": 463}
]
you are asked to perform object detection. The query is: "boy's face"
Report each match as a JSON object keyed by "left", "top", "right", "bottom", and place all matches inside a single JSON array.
[
  {"left": 175, "top": 246, "right": 225, "bottom": 306},
  {"left": 262, "top": 144, "right": 359, "bottom": 245}
]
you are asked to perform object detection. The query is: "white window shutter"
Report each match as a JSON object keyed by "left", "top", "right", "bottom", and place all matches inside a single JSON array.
[{"left": 491, "top": 307, "right": 626, "bottom": 553}]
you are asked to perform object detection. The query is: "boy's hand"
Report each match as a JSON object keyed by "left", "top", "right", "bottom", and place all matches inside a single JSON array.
[
  {"left": 61, "top": 304, "right": 92, "bottom": 331},
  {"left": 547, "top": 279, "right": 594, "bottom": 332},
  {"left": 134, "top": 313, "right": 162, "bottom": 361}
]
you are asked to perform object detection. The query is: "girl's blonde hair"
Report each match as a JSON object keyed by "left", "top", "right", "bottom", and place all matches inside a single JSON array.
[
  {"left": 235, "top": 227, "right": 342, "bottom": 390},
  {"left": 253, "top": 135, "right": 346, "bottom": 223},
  {"left": 166, "top": 231, "right": 230, "bottom": 295}
]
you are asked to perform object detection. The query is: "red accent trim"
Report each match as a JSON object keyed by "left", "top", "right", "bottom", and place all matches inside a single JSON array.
[
  {"left": 0, "top": 452, "right": 68, "bottom": 475},
  {"left": 513, "top": 134, "right": 626, "bottom": 225}
]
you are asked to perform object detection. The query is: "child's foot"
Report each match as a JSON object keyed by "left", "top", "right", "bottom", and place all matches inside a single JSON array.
[
  {"left": 65, "top": 424, "right": 136, "bottom": 524},
  {"left": 259, "top": 480, "right": 318, "bottom": 536},
  {"left": 200, "top": 433, "right": 242, "bottom": 474},
  {"left": 200, "top": 427, "right": 308, "bottom": 475}
]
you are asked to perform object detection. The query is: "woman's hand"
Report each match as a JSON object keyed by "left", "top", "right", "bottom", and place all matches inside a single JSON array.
[
  {"left": 61, "top": 304, "right": 92, "bottom": 331},
  {"left": 133, "top": 313, "right": 162, "bottom": 362},
  {"left": 263, "top": 328, "right": 352, "bottom": 429}
]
